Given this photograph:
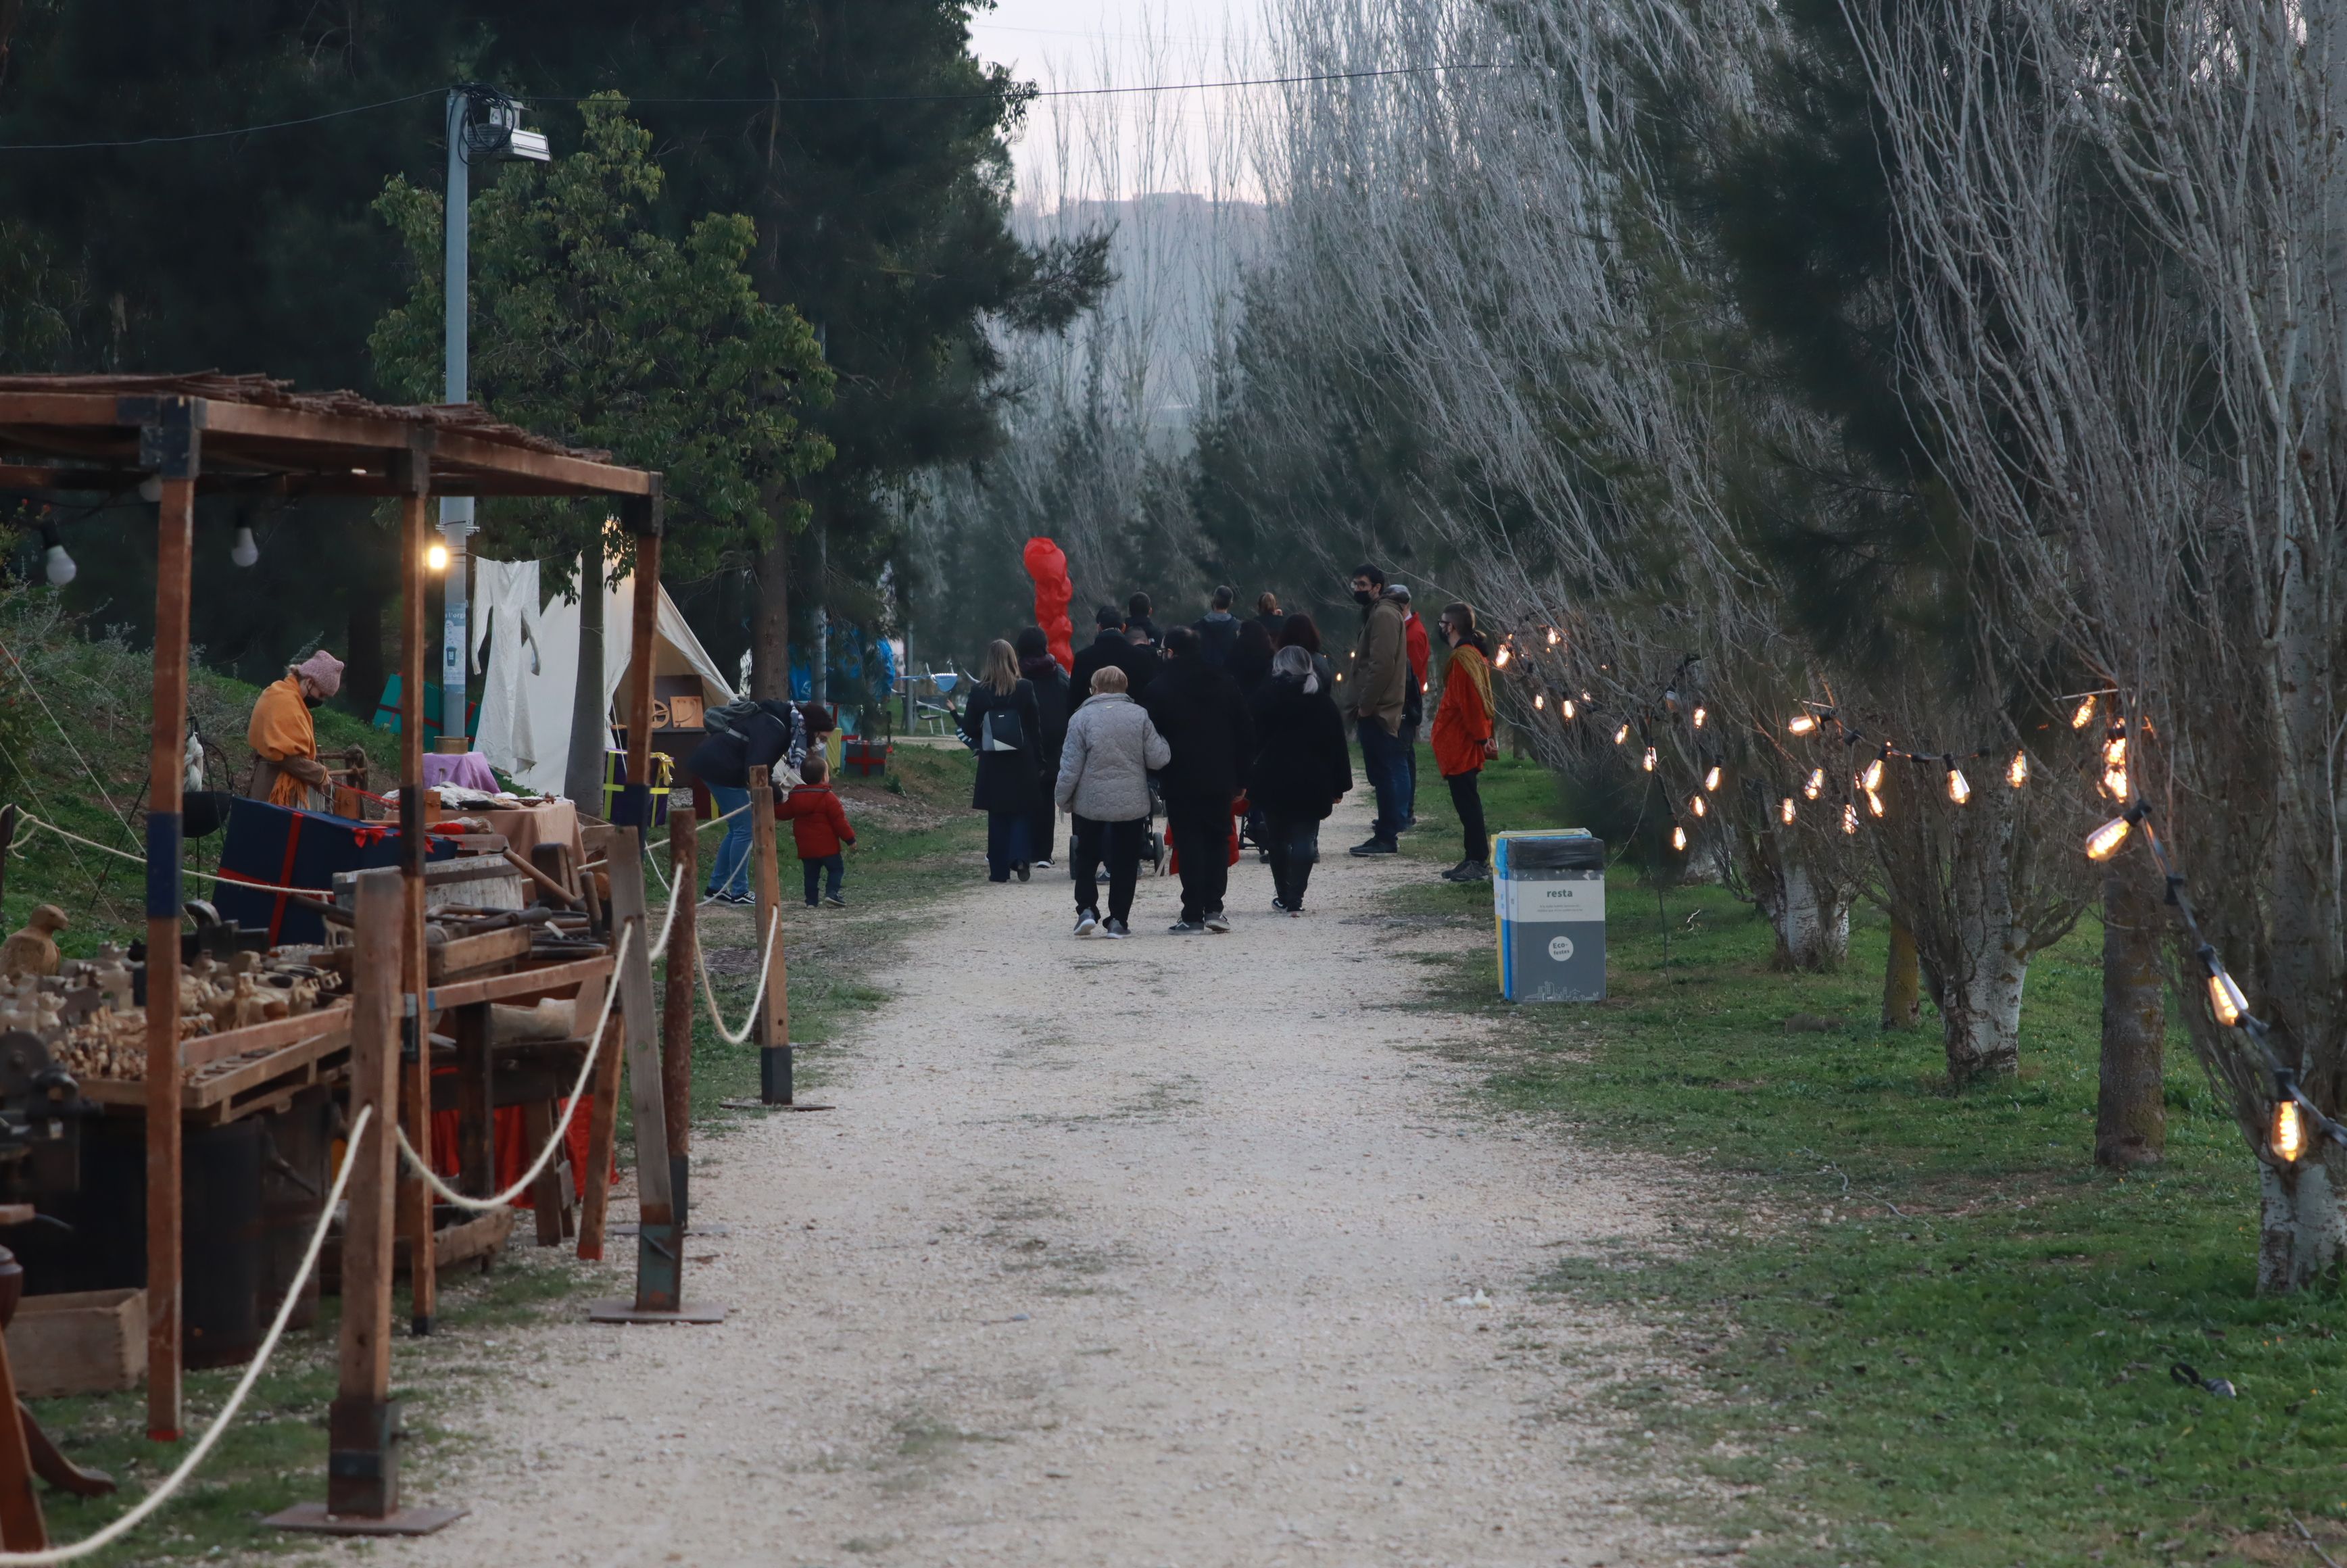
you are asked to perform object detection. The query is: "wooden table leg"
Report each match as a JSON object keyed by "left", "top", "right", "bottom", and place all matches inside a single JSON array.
[
  {"left": 0, "top": 1262, "right": 46, "bottom": 1551},
  {"left": 523, "top": 1099, "right": 563, "bottom": 1247},
  {"left": 454, "top": 1002, "right": 493, "bottom": 1196},
  {"left": 575, "top": 962, "right": 622, "bottom": 1263}
]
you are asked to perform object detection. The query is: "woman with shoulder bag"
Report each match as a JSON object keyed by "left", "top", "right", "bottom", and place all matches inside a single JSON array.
[
  {"left": 959, "top": 638, "right": 1046, "bottom": 881},
  {"left": 1430, "top": 602, "right": 1499, "bottom": 882}
]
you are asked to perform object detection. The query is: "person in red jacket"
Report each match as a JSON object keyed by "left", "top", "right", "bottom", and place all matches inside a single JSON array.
[
  {"left": 1393, "top": 584, "right": 1433, "bottom": 827},
  {"left": 1430, "top": 602, "right": 1499, "bottom": 882},
  {"left": 776, "top": 754, "right": 857, "bottom": 906}
]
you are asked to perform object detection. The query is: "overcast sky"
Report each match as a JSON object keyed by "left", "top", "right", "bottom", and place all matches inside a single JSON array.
[{"left": 967, "top": 0, "right": 1273, "bottom": 203}]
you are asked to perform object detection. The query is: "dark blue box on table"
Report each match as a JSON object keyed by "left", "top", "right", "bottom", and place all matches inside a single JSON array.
[{"left": 212, "top": 798, "right": 454, "bottom": 945}]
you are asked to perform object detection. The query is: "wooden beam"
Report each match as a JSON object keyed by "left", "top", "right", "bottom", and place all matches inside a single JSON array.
[
  {"left": 748, "top": 765, "right": 789, "bottom": 1054},
  {"left": 425, "top": 953, "right": 612, "bottom": 1012},
  {"left": 395, "top": 472, "right": 436, "bottom": 1338},
  {"left": 574, "top": 957, "right": 623, "bottom": 1263},
  {"left": 621, "top": 529, "right": 660, "bottom": 829},
  {"left": 331, "top": 869, "right": 402, "bottom": 1517},
  {"left": 661, "top": 804, "right": 697, "bottom": 1158},
  {"left": 144, "top": 471, "right": 194, "bottom": 1444}
]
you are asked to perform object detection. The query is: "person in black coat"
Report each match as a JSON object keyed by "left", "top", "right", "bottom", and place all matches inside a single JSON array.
[
  {"left": 1015, "top": 626, "right": 1073, "bottom": 868},
  {"left": 959, "top": 638, "right": 1046, "bottom": 881},
  {"left": 1140, "top": 625, "right": 1256, "bottom": 933},
  {"left": 1070, "top": 605, "right": 1159, "bottom": 700},
  {"left": 1250, "top": 645, "right": 1354, "bottom": 913}
]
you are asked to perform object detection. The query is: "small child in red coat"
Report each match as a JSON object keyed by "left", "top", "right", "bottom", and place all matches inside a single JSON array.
[{"left": 775, "top": 754, "right": 856, "bottom": 907}]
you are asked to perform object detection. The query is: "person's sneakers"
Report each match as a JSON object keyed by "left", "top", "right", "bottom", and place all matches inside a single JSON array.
[
  {"left": 1442, "top": 860, "right": 1490, "bottom": 882},
  {"left": 1015, "top": 862, "right": 1032, "bottom": 883},
  {"left": 711, "top": 889, "right": 754, "bottom": 906},
  {"left": 1271, "top": 896, "right": 1290, "bottom": 912},
  {"left": 1167, "top": 919, "right": 1207, "bottom": 935},
  {"left": 1034, "top": 858, "right": 1054, "bottom": 871},
  {"left": 1100, "top": 917, "right": 1130, "bottom": 939},
  {"left": 824, "top": 893, "right": 847, "bottom": 907},
  {"left": 1075, "top": 908, "right": 1100, "bottom": 937},
  {"left": 804, "top": 899, "right": 821, "bottom": 910},
  {"left": 1204, "top": 908, "right": 1231, "bottom": 933},
  {"left": 1350, "top": 838, "right": 1399, "bottom": 856}
]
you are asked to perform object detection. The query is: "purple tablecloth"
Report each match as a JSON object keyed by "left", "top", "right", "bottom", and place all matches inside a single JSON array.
[{"left": 422, "top": 751, "right": 502, "bottom": 791}]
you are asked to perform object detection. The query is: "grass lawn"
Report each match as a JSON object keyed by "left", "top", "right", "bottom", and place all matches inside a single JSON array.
[{"left": 1388, "top": 749, "right": 2347, "bottom": 1567}]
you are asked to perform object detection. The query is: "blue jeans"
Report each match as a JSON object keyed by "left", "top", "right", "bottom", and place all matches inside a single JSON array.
[
  {"left": 1356, "top": 717, "right": 1409, "bottom": 842},
  {"left": 704, "top": 785, "right": 753, "bottom": 898},
  {"left": 986, "top": 812, "right": 1032, "bottom": 881},
  {"left": 802, "top": 853, "right": 844, "bottom": 904}
]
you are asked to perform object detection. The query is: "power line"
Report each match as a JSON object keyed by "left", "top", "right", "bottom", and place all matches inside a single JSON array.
[{"left": 0, "top": 64, "right": 1509, "bottom": 152}]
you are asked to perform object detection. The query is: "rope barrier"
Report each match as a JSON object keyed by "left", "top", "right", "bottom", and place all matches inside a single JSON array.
[
  {"left": 0, "top": 1104, "right": 374, "bottom": 1565},
  {"left": 696, "top": 906, "right": 781, "bottom": 1046},
  {"left": 9, "top": 814, "right": 324, "bottom": 898},
  {"left": 390, "top": 925, "right": 633, "bottom": 1212}
]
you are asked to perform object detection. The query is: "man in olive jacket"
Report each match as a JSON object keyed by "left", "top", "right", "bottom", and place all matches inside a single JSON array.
[{"left": 1347, "top": 562, "right": 1410, "bottom": 855}]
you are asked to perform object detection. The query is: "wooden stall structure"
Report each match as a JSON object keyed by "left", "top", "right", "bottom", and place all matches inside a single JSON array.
[{"left": 0, "top": 375, "right": 675, "bottom": 1500}]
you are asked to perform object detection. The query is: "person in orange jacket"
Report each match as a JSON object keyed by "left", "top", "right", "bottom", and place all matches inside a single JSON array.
[
  {"left": 1430, "top": 601, "right": 1499, "bottom": 882},
  {"left": 775, "top": 754, "right": 857, "bottom": 906}
]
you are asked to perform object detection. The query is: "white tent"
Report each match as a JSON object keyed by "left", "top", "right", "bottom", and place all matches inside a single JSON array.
[{"left": 470, "top": 557, "right": 737, "bottom": 798}]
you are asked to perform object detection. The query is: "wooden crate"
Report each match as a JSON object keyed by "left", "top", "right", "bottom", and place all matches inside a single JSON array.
[{"left": 7, "top": 1288, "right": 144, "bottom": 1397}]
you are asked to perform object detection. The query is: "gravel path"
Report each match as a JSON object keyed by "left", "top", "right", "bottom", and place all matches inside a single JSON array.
[{"left": 370, "top": 792, "right": 1697, "bottom": 1567}]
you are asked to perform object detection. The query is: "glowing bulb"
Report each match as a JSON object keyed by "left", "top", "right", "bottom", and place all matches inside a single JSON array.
[
  {"left": 1562, "top": 699, "right": 1576, "bottom": 719},
  {"left": 1842, "top": 802, "right": 1860, "bottom": 835},
  {"left": 1534, "top": 692, "right": 1546, "bottom": 711},
  {"left": 1545, "top": 627, "right": 1559, "bottom": 647},
  {"left": 1788, "top": 714, "right": 1819, "bottom": 736},
  {"left": 2006, "top": 750, "right": 2029, "bottom": 788},
  {"left": 1803, "top": 768, "right": 1824, "bottom": 801},
  {"left": 425, "top": 539, "right": 451, "bottom": 572},
  {"left": 1642, "top": 746, "right": 1657, "bottom": 773},
  {"left": 1614, "top": 724, "right": 1630, "bottom": 746},
  {"left": 2273, "top": 1100, "right": 2307, "bottom": 1163},
  {"left": 1691, "top": 794, "right": 1708, "bottom": 818},
  {"left": 2102, "top": 765, "right": 2129, "bottom": 801},
  {"left": 1703, "top": 764, "right": 1722, "bottom": 792},
  {"left": 2071, "top": 694, "right": 2097, "bottom": 729},
  {"left": 1781, "top": 797, "right": 1797, "bottom": 825},
  {"left": 138, "top": 474, "right": 163, "bottom": 504},
  {"left": 2207, "top": 967, "right": 2248, "bottom": 1028},
  {"left": 2083, "top": 815, "right": 2132, "bottom": 860},
  {"left": 1671, "top": 824, "right": 1688, "bottom": 852},
  {"left": 1862, "top": 756, "right": 1884, "bottom": 792},
  {"left": 1494, "top": 645, "right": 1511, "bottom": 668},
  {"left": 1693, "top": 706, "right": 1708, "bottom": 729},
  {"left": 1946, "top": 766, "right": 1971, "bottom": 805},
  {"left": 41, "top": 542, "right": 74, "bottom": 587},
  {"left": 1866, "top": 787, "right": 1885, "bottom": 818},
  {"left": 2104, "top": 733, "right": 2127, "bottom": 768},
  {"left": 230, "top": 524, "right": 260, "bottom": 568}
]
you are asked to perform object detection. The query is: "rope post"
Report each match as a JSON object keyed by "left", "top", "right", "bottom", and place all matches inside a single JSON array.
[
  {"left": 266, "top": 868, "right": 463, "bottom": 1536},
  {"left": 748, "top": 764, "right": 794, "bottom": 1104},
  {"left": 589, "top": 829, "right": 725, "bottom": 1325},
  {"left": 393, "top": 446, "right": 437, "bottom": 1340},
  {"left": 660, "top": 803, "right": 696, "bottom": 1223},
  {"left": 616, "top": 485, "right": 662, "bottom": 833}
]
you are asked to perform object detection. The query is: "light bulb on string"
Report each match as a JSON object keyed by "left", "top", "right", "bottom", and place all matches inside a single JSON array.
[
  {"left": 2104, "top": 731, "right": 2128, "bottom": 769},
  {"left": 1614, "top": 723, "right": 1630, "bottom": 746},
  {"left": 1690, "top": 794, "right": 1708, "bottom": 818},
  {"left": 1664, "top": 686, "right": 1680, "bottom": 711},
  {"left": 1545, "top": 627, "right": 1559, "bottom": 647},
  {"left": 2102, "top": 764, "right": 2129, "bottom": 801},
  {"left": 2006, "top": 750, "right": 2029, "bottom": 788},
  {"left": 229, "top": 524, "right": 260, "bottom": 568},
  {"left": 1803, "top": 768, "right": 1824, "bottom": 801},
  {"left": 1534, "top": 692, "right": 1546, "bottom": 712},
  {"left": 1562, "top": 698, "right": 1576, "bottom": 720},
  {"left": 1861, "top": 754, "right": 1885, "bottom": 793},
  {"left": 425, "top": 539, "right": 451, "bottom": 572},
  {"left": 2273, "top": 1099, "right": 2308, "bottom": 1163},
  {"left": 1842, "top": 802, "right": 1860, "bottom": 835},
  {"left": 1780, "top": 797, "right": 1797, "bottom": 825},
  {"left": 1788, "top": 713, "right": 1820, "bottom": 736},
  {"left": 37, "top": 520, "right": 74, "bottom": 587},
  {"left": 2071, "top": 694, "right": 2098, "bottom": 729},
  {"left": 1671, "top": 824, "right": 1688, "bottom": 852},
  {"left": 1693, "top": 706, "right": 1708, "bottom": 729},
  {"left": 1703, "top": 764, "right": 1722, "bottom": 792},
  {"left": 1945, "top": 763, "right": 1971, "bottom": 805},
  {"left": 2202, "top": 949, "right": 2248, "bottom": 1028},
  {"left": 1642, "top": 746, "right": 1657, "bottom": 773},
  {"left": 2084, "top": 814, "right": 2133, "bottom": 860},
  {"left": 1866, "top": 787, "right": 1886, "bottom": 818},
  {"left": 1494, "top": 644, "right": 1511, "bottom": 669}
]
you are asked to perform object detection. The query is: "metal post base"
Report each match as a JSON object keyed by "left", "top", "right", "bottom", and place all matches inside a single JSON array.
[
  {"left": 265, "top": 1502, "right": 467, "bottom": 1536},
  {"left": 585, "top": 1300, "right": 728, "bottom": 1325}
]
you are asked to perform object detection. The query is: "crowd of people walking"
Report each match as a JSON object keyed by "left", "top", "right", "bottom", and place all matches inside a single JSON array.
[{"left": 963, "top": 568, "right": 1500, "bottom": 936}]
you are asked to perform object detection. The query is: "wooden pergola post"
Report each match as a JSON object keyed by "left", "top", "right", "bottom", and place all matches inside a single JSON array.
[
  {"left": 616, "top": 481, "right": 664, "bottom": 834},
  {"left": 140, "top": 395, "right": 200, "bottom": 1443},
  {"left": 660, "top": 804, "right": 696, "bottom": 1168},
  {"left": 393, "top": 441, "right": 437, "bottom": 1337}
]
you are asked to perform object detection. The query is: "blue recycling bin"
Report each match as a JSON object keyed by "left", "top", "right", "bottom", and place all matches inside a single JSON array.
[{"left": 1493, "top": 829, "right": 1606, "bottom": 1001}]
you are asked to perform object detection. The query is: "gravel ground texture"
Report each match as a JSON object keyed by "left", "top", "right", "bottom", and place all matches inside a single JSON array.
[{"left": 354, "top": 791, "right": 1709, "bottom": 1568}]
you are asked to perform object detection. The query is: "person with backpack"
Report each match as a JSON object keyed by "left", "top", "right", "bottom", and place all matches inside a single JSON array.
[
  {"left": 1250, "top": 645, "right": 1353, "bottom": 914},
  {"left": 1141, "top": 625, "right": 1256, "bottom": 933},
  {"left": 685, "top": 697, "right": 792, "bottom": 904},
  {"left": 959, "top": 638, "right": 1046, "bottom": 882},
  {"left": 1055, "top": 664, "right": 1171, "bottom": 939},
  {"left": 1430, "top": 602, "right": 1499, "bottom": 881},
  {"left": 1015, "top": 627, "right": 1072, "bottom": 870}
]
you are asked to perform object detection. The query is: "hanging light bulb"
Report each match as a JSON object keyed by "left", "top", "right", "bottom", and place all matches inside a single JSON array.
[
  {"left": 2084, "top": 814, "right": 2133, "bottom": 860},
  {"left": 1804, "top": 767, "right": 1825, "bottom": 801},
  {"left": 1691, "top": 793, "right": 1708, "bottom": 818},
  {"left": 2203, "top": 952, "right": 2248, "bottom": 1028},
  {"left": 1780, "top": 796, "right": 1797, "bottom": 825},
  {"left": 1642, "top": 745, "right": 1657, "bottom": 773},
  {"left": 1842, "top": 802, "right": 1860, "bottom": 835},
  {"left": 1788, "top": 713, "right": 1820, "bottom": 736},
  {"left": 137, "top": 474, "right": 163, "bottom": 504},
  {"left": 1494, "top": 643, "right": 1511, "bottom": 668},
  {"left": 1562, "top": 698, "right": 1576, "bottom": 720},
  {"left": 230, "top": 524, "right": 260, "bottom": 568},
  {"left": 1614, "top": 723, "right": 1630, "bottom": 746},
  {"left": 1703, "top": 764, "right": 1722, "bottom": 792},
  {"left": 1945, "top": 764, "right": 1972, "bottom": 805},
  {"left": 1545, "top": 627, "right": 1560, "bottom": 647},
  {"left": 1671, "top": 823, "right": 1688, "bottom": 852},
  {"left": 2273, "top": 1099, "right": 2308, "bottom": 1163},
  {"left": 2006, "top": 750, "right": 2029, "bottom": 788},
  {"left": 2104, "top": 731, "right": 2128, "bottom": 769},
  {"left": 1664, "top": 685, "right": 1680, "bottom": 711},
  {"left": 1866, "top": 787, "right": 1886, "bottom": 818},
  {"left": 2071, "top": 694, "right": 2098, "bottom": 729},
  {"left": 1693, "top": 705, "right": 1708, "bottom": 729},
  {"left": 37, "top": 521, "right": 74, "bottom": 587},
  {"left": 1580, "top": 690, "right": 1593, "bottom": 703},
  {"left": 1861, "top": 755, "right": 1885, "bottom": 792},
  {"left": 2102, "top": 758, "right": 2130, "bottom": 799},
  {"left": 425, "top": 539, "right": 451, "bottom": 572},
  {"left": 1534, "top": 692, "right": 1546, "bottom": 711}
]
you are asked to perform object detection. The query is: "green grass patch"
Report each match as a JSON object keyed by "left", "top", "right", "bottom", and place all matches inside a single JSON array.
[{"left": 1394, "top": 749, "right": 2347, "bottom": 1567}]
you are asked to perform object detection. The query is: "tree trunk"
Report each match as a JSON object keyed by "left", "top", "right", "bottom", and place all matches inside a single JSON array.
[
  {"left": 1768, "top": 855, "right": 1850, "bottom": 971},
  {"left": 1882, "top": 917, "right": 1920, "bottom": 1030},
  {"left": 564, "top": 574, "right": 606, "bottom": 809},
  {"left": 750, "top": 526, "right": 790, "bottom": 701},
  {"left": 2259, "top": 1150, "right": 2346, "bottom": 1294},
  {"left": 2096, "top": 866, "right": 2167, "bottom": 1167}
]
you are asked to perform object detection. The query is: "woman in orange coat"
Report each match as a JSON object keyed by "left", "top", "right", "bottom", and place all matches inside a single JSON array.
[{"left": 1429, "top": 602, "right": 1498, "bottom": 881}]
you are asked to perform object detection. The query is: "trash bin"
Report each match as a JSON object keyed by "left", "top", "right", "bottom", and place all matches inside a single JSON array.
[{"left": 1493, "top": 829, "right": 1606, "bottom": 1001}]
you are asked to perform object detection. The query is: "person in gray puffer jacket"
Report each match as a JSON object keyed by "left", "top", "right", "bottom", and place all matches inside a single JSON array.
[{"left": 1055, "top": 666, "right": 1171, "bottom": 938}]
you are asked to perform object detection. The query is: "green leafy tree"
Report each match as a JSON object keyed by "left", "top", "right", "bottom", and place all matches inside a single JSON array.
[{"left": 368, "top": 92, "right": 833, "bottom": 799}]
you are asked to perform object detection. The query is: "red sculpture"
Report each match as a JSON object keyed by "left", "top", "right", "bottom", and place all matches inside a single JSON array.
[{"left": 1023, "top": 537, "right": 1075, "bottom": 672}]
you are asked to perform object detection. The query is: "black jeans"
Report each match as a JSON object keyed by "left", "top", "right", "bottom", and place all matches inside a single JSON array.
[
  {"left": 986, "top": 812, "right": 1032, "bottom": 881},
  {"left": 801, "top": 853, "right": 844, "bottom": 904},
  {"left": 1026, "top": 789, "right": 1059, "bottom": 866},
  {"left": 1399, "top": 717, "right": 1421, "bottom": 823},
  {"left": 1070, "top": 813, "right": 1145, "bottom": 925},
  {"left": 1166, "top": 794, "right": 1232, "bottom": 923},
  {"left": 1262, "top": 810, "right": 1322, "bottom": 908},
  {"left": 1355, "top": 717, "right": 1409, "bottom": 841},
  {"left": 1447, "top": 770, "right": 1488, "bottom": 864}
]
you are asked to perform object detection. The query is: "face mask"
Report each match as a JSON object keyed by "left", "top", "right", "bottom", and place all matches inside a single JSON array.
[{"left": 1353, "top": 588, "right": 1374, "bottom": 606}]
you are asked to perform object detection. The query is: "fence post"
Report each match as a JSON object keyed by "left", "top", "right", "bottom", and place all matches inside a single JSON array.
[{"left": 749, "top": 765, "right": 795, "bottom": 1103}]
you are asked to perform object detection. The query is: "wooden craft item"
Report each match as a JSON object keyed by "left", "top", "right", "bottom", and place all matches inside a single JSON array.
[{"left": 0, "top": 906, "right": 66, "bottom": 979}]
